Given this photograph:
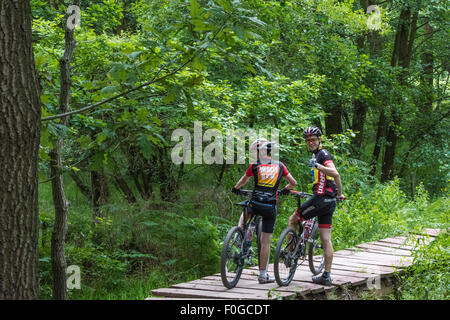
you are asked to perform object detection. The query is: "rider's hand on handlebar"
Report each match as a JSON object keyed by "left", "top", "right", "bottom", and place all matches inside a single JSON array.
[
  {"left": 279, "top": 187, "right": 291, "bottom": 195},
  {"left": 336, "top": 194, "right": 346, "bottom": 201},
  {"left": 231, "top": 187, "right": 240, "bottom": 195}
]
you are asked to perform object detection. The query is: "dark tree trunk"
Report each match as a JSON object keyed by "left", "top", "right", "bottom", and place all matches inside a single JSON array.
[
  {"left": 91, "top": 170, "right": 103, "bottom": 224},
  {"left": 351, "top": 99, "right": 368, "bottom": 155},
  {"left": 70, "top": 170, "right": 92, "bottom": 199},
  {"left": 0, "top": 0, "right": 41, "bottom": 300},
  {"left": 324, "top": 103, "right": 343, "bottom": 135},
  {"left": 420, "top": 23, "right": 434, "bottom": 114},
  {"left": 381, "top": 5, "right": 417, "bottom": 182},
  {"left": 370, "top": 111, "right": 386, "bottom": 176},
  {"left": 111, "top": 159, "right": 137, "bottom": 203}
]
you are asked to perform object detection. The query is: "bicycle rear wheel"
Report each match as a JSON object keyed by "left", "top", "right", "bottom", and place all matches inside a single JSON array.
[
  {"left": 274, "top": 227, "right": 298, "bottom": 286},
  {"left": 308, "top": 224, "right": 325, "bottom": 275},
  {"left": 221, "top": 226, "right": 245, "bottom": 288}
]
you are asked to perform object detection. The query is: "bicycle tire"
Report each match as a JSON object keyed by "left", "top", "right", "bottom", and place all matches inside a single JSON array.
[
  {"left": 308, "top": 223, "right": 325, "bottom": 275},
  {"left": 274, "top": 227, "right": 298, "bottom": 286},
  {"left": 221, "top": 226, "right": 245, "bottom": 288}
]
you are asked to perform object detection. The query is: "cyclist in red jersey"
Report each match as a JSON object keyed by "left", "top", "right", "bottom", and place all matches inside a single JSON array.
[
  {"left": 288, "top": 127, "right": 345, "bottom": 286},
  {"left": 232, "top": 139, "right": 297, "bottom": 284}
]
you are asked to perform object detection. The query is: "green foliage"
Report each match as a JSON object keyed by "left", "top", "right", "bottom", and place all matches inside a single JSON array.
[
  {"left": 332, "top": 178, "right": 409, "bottom": 250},
  {"left": 397, "top": 232, "right": 450, "bottom": 300}
]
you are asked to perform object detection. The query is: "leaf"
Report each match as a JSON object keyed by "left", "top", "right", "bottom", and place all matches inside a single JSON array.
[
  {"left": 127, "top": 51, "right": 142, "bottom": 60},
  {"left": 143, "top": 221, "right": 159, "bottom": 228},
  {"left": 109, "top": 63, "right": 131, "bottom": 82},
  {"left": 162, "top": 259, "right": 177, "bottom": 266},
  {"left": 246, "top": 16, "right": 266, "bottom": 28},
  {"left": 137, "top": 134, "right": 154, "bottom": 160}
]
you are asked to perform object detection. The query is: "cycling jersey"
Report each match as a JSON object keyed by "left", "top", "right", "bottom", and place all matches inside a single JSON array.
[
  {"left": 311, "top": 148, "right": 337, "bottom": 197},
  {"left": 245, "top": 159, "right": 289, "bottom": 203},
  {"left": 245, "top": 158, "right": 289, "bottom": 233}
]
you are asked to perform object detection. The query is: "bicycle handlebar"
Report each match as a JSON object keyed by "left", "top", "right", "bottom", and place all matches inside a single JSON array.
[{"left": 235, "top": 189, "right": 343, "bottom": 201}]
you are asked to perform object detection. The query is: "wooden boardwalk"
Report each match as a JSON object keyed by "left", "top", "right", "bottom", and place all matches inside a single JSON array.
[{"left": 148, "top": 228, "right": 443, "bottom": 300}]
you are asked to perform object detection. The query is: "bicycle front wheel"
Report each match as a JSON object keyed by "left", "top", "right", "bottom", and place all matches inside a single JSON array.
[
  {"left": 221, "top": 226, "right": 245, "bottom": 288},
  {"left": 308, "top": 224, "right": 325, "bottom": 275},
  {"left": 274, "top": 227, "right": 298, "bottom": 286}
]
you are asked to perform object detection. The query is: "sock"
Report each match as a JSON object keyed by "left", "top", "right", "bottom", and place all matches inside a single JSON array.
[
  {"left": 260, "top": 270, "right": 267, "bottom": 278},
  {"left": 323, "top": 271, "right": 331, "bottom": 278}
]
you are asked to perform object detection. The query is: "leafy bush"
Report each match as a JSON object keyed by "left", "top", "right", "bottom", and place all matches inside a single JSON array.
[
  {"left": 332, "top": 178, "right": 409, "bottom": 250},
  {"left": 397, "top": 231, "right": 450, "bottom": 300}
]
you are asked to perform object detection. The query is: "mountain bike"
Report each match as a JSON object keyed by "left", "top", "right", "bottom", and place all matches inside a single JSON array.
[
  {"left": 273, "top": 191, "right": 330, "bottom": 286},
  {"left": 220, "top": 189, "right": 263, "bottom": 289}
]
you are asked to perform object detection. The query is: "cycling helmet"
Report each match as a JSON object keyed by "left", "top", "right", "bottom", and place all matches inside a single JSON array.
[
  {"left": 303, "top": 126, "right": 322, "bottom": 139},
  {"left": 250, "top": 138, "right": 268, "bottom": 151},
  {"left": 257, "top": 140, "right": 276, "bottom": 151}
]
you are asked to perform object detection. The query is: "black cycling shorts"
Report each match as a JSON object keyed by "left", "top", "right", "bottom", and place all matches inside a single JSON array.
[
  {"left": 295, "top": 194, "right": 336, "bottom": 229},
  {"left": 248, "top": 200, "right": 277, "bottom": 234}
]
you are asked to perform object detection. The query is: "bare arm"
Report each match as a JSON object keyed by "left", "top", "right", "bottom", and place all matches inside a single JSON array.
[
  {"left": 234, "top": 175, "right": 251, "bottom": 189},
  {"left": 317, "top": 162, "right": 343, "bottom": 196},
  {"left": 282, "top": 173, "right": 297, "bottom": 190}
]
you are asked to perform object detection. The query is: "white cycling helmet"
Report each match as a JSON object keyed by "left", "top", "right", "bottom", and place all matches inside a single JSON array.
[{"left": 250, "top": 139, "right": 277, "bottom": 152}]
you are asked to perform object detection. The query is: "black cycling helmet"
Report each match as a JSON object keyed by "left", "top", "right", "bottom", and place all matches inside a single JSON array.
[{"left": 303, "top": 126, "right": 322, "bottom": 139}]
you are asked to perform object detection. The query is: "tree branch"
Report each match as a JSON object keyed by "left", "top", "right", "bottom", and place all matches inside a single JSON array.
[{"left": 41, "top": 22, "right": 228, "bottom": 122}]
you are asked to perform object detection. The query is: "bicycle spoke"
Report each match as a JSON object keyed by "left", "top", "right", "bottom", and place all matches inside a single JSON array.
[
  {"left": 274, "top": 228, "right": 299, "bottom": 286},
  {"left": 221, "top": 227, "right": 245, "bottom": 288}
]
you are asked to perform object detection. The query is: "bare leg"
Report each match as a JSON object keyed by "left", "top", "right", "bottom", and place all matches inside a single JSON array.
[
  {"left": 238, "top": 212, "right": 244, "bottom": 229},
  {"left": 288, "top": 212, "right": 299, "bottom": 230},
  {"left": 259, "top": 232, "right": 272, "bottom": 271},
  {"left": 319, "top": 228, "right": 333, "bottom": 272}
]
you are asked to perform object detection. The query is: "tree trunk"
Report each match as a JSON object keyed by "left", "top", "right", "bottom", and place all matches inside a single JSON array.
[
  {"left": 111, "top": 159, "right": 137, "bottom": 203},
  {"left": 0, "top": 0, "right": 41, "bottom": 300},
  {"left": 324, "top": 103, "right": 343, "bottom": 135},
  {"left": 50, "top": 1, "right": 78, "bottom": 300},
  {"left": 369, "top": 110, "right": 386, "bottom": 176},
  {"left": 70, "top": 170, "right": 92, "bottom": 199},
  {"left": 420, "top": 23, "right": 434, "bottom": 114},
  {"left": 381, "top": 5, "right": 418, "bottom": 182},
  {"left": 90, "top": 170, "right": 103, "bottom": 225}
]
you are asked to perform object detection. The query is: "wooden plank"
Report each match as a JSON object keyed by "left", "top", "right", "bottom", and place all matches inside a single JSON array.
[
  {"left": 365, "top": 240, "right": 415, "bottom": 251},
  {"left": 332, "top": 255, "right": 410, "bottom": 269},
  {"left": 334, "top": 249, "right": 414, "bottom": 266},
  {"left": 168, "top": 282, "right": 298, "bottom": 300},
  {"left": 330, "top": 260, "right": 399, "bottom": 275},
  {"left": 354, "top": 244, "right": 413, "bottom": 256},
  {"left": 151, "top": 287, "right": 278, "bottom": 300},
  {"left": 246, "top": 265, "right": 337, "bottom": 293},
  {"left": 410, "top": 228, "right": 443, "bottom": 237},
  {"left": 170, "top": 282, "right": 275, "bottom": 295},
  {"left": 199, "top": 273, "right": 314, "bottom": 297},
  {"left": 294, "top": 263, "right": 375, "bottom": 280}
]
